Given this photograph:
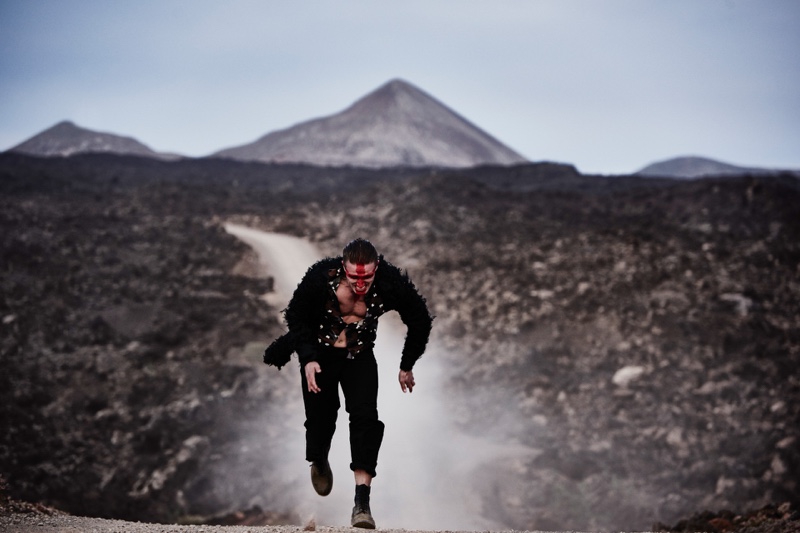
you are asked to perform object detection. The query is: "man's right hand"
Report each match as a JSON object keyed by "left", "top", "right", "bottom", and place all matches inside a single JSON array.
[{"left": 305, "top": 362, "right": 322, "bottom": 393}]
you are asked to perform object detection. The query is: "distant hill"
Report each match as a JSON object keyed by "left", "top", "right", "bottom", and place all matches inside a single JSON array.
[
  {"left": 213, "top": 79, "right": 528, "bottom": 168},
  {"left": 635, "top": 155, "right": 783, "bottom": 178},
  {"left": 7, "top": 121, "right": 180, "bottom": 160}
]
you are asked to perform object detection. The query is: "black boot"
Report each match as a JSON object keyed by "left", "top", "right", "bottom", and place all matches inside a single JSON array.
[
  {"left": 351, "top": 484, "right": 376, "bottom": 529},
  {"left": 310, "top": 460, "right": 333, "bottom": 496}
]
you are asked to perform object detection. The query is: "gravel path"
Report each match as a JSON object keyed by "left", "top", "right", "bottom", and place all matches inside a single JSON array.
[
  {"left": 1, "top": 512, "right": 288, "bottom": 533},
  {"left": 1, "top": 512, "right": 498, "bottom": 533}
]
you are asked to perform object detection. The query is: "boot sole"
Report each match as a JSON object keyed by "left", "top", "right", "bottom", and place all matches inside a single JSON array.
[
  {"left": 310, "top": 461, "right": 333, "bottom": 496},
  {"left": 351, "top": 516, "right": 376, "bottom": 529}
]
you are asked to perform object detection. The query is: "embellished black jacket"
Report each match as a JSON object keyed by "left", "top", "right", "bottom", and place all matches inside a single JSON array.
[{"left": 264, "top": 256, "right": 433, "bottom": 371}]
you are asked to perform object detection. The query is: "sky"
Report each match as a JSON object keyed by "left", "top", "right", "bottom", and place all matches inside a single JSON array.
[{"left": 1, "top": 0, "right": 799, "bottom": 175}]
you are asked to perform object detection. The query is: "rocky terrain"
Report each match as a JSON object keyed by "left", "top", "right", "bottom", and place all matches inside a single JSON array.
[
  {"left": 2, "top": 475, "right": 799, "bottom": 533},
  {"left": 1, "top": 153, "right": 799, "bottom": 531}
]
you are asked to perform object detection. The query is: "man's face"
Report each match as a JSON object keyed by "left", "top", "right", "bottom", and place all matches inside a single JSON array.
[{"left": 343, "top": 260, "right": 378, "bottom": 296}]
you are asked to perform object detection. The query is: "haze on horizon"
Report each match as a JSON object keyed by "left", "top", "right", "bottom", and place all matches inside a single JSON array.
[{"left": 1, "top": 0, "right": 799, "bottom": 175}]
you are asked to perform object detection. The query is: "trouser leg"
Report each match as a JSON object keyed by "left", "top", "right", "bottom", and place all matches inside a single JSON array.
[
  {"left": 341, "top": 351, "right": 384, "bottom": 477},
  {"left": 300, "top": 353, "right": 343, "bottom": 463}
]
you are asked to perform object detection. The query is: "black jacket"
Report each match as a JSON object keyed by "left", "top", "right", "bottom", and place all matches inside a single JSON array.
[{"left": 264, "top": 256, "right": 433, "bottom": 371}]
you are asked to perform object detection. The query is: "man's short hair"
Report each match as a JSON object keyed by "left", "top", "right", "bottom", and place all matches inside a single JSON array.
[{"left": 343, "top": 238, "right": 378, "bottom": 265}]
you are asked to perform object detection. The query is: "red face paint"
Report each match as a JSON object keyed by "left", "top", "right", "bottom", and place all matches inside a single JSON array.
[{"left": 343, "top": 261, "right": 377, "bottom": 295}]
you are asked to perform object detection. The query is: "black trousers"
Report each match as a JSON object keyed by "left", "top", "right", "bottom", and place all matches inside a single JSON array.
[{"left": 300, "top": 346, "right": 385, "bottom": 477}]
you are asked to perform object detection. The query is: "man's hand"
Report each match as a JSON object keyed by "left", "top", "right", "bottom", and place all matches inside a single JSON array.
[
  {"left": 305, "top": 362, "right": 322, "bottom": 393},
  {"left": 398, "top": 369, "right": 415, "bottom": 393}
]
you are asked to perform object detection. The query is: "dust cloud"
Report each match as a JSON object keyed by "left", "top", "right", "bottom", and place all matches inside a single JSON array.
[{"left": 224, "top": 224, "right": 533, "bottom": 530}]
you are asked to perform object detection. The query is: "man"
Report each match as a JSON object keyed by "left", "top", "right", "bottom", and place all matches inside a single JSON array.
[{"left": 263, "top": 238, "right": 433, "bottom": 528}]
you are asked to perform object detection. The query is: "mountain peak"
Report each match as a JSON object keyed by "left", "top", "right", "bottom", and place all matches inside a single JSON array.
[
  {"left": 636, "top": 155, "right": 766, "bottom": 178},
  {"left": 345, "top": 78, "right": 450, "bottom": 118},
  {"left": 214, "top": 79, "right": 528, "bottom": 168},
  {"left": 379, "top": 77, "right": 416, "bottom": 92},
  {"left": 368, "top": 78, "right": 427, "bottom": 99},
  {"left": 8, "top": 121, "right": 178, "bottom": 160},
  {"left": 359, "top": 78, "right": 424, "bottom": 101},
  {"left": 51, "top": 120, "right": 79, "bottom": 131}
]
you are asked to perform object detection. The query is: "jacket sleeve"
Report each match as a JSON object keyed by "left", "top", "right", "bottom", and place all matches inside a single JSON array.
[
  {"left": 263, "top": 331, "right": 294, "bottom": 369},
  {"left": 283, "top": 261, "right": 329, "bottom": 366},
  {"left": 381, "top": 263, "right": 433, "bottom": 371}
]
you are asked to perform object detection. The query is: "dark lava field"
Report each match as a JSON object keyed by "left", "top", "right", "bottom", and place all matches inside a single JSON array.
[{"left": 1, "top": 153, "right": 798, "bottom": 531}]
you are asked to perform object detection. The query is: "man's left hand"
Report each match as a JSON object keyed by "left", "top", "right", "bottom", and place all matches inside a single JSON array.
[{"left": 399, "top": 370, "right": 415, "bottom": 393}]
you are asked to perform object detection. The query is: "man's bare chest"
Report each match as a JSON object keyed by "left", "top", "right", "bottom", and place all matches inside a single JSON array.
[{"left": 336, "top": 283, "right": 367, "bottom": 323}]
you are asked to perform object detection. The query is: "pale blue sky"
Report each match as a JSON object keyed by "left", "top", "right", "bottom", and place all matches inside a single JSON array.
[{"left": 1, "top": 0, "right": 798, "bottom": 174}]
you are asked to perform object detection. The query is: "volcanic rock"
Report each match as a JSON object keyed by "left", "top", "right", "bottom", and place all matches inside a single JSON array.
[{"left": 1, "top": 153, "right": 798, "bottom": 531}]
